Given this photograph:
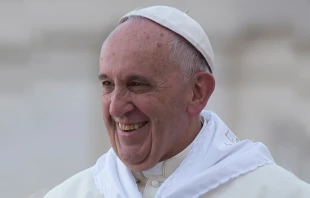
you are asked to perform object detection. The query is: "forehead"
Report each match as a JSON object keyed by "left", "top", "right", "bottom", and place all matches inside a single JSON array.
[
  {"left": 99, "top": 19, "right": 179, "bottom": 79},
  {"left": 104, "top": 18, "right": 170, "bottom": 50}
]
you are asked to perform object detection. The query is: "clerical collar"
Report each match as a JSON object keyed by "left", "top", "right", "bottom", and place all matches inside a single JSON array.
[{"left": 132, "top": 141, "right": 193, "bottom": 183}]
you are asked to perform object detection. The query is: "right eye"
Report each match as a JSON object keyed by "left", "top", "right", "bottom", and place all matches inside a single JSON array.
[
  {"left": 101, "top": 81, "right": 114, "bottom": 94},
  {"left": 102, "top": 81, "right": 113, "bottom": 86}
]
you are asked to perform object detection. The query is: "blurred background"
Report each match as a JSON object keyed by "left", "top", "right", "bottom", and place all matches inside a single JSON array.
[{"left": 1, "top": 0, "right": 310, "bottom": 197}]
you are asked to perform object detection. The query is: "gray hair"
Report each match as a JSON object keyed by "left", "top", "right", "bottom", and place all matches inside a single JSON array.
[{"left": 120, "top": 15, "right": 211, "bottom": 80}]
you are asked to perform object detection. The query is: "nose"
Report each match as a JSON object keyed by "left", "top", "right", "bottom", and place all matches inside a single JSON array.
[{"left": 109, "top": 88, "right": 134, "bottom": 118}]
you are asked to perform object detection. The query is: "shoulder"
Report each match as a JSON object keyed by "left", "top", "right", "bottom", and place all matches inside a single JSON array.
[
  {"left": 205, "top": 164, "right": 310, "bottom": 198},
  {"left": 247, "top": 163, "right": 310, "bottom": 195},
  {"left": 44, "top": 150, "right": 116, "bottom": 198},
  {"left": 44, "top": 167, "right": 104, "bottom": 198}
]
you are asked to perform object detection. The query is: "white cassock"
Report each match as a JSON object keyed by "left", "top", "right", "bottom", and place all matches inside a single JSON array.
[{"left": 44, "top": 110, "right": 310, "bottom": 198}]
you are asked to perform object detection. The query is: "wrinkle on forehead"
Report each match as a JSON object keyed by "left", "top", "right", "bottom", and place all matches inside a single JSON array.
[{"left": 101, "top": 18, "right": 173, "bottom": 53}]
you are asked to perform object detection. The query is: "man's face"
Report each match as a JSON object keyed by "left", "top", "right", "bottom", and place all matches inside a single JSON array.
[{"left": 99, "top": 20, "right": 192, "bottom": 171}]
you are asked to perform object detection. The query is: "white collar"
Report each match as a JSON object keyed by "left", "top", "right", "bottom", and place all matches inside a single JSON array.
[{"left": 132, "top": 139, "right": 194, "bottom": 182}]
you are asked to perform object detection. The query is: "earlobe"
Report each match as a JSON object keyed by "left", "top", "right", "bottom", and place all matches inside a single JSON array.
[{"left": 187, "top": 72, "right": 215, "bottom": 116}]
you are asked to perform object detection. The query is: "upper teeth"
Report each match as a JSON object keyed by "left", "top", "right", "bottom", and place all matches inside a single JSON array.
[{"left": 118, "top": 122, "right": 145, "bottom": 131}]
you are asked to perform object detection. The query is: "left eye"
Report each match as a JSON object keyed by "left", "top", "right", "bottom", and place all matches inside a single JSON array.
[{"left": 129, "top": 82, "right": 143, "bottom": 86}]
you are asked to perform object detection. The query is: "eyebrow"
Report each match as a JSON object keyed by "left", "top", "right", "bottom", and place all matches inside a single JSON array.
[
  {"left": 126, "top": 74, "right": 149, "bottom": 82},
  {"left": 98, "top": 73, "right": 150, "bottom": 82},
  {"left": 98, "top": 73, "right": 108, "bottom": 80}
]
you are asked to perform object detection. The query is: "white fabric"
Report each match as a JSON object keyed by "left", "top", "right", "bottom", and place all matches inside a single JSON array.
[
  {"left": 140, "top": 137, "right": 194, "bottom": 179},
  {"left": 93, "top": 110, "right": 274, "bottom": 198},
  {"left": 141, "top": 161, "right": 163, "bottom": 178},
  {"left": 119, "top": 5, "right": 215, "bottom": 73}
]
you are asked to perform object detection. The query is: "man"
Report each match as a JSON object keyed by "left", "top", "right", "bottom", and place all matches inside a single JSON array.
[{"left": 44, "top": 5, "right": 310, "bottom": 198}]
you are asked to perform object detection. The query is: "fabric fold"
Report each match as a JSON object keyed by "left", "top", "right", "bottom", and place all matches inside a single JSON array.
[{"left": 93, "top": 110, "right": 274, "bottom": 198}]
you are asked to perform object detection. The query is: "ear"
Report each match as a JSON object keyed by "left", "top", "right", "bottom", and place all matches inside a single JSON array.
[{"left": 187, "top": 72, "right": 215, "bottom": 116}]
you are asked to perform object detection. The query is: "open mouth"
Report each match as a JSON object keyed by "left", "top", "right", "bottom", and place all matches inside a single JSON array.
[{"left": 118, "top": 121, "right": 148, "bottom": 132}]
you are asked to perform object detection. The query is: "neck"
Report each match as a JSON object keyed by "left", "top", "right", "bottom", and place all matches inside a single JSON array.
[{"left": 161, "top": 115, "right": 202, "bottom": 162}]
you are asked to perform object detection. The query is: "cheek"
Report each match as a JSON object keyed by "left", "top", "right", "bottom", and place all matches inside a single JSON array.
[
  {"left": 132, "top": 94, "right": 155, "bottom": 111},
  {"left": 101, "top": 93, "right": 110, "bottom": 105},
  {"left": 137, "top": 96, "right": 169, "bottom": 124},
  {"left": 101, "top": 97, "right": 115, "bottom": 141},
  {"left": 101, "top": 95, "right": 111, "bottom": 119}
]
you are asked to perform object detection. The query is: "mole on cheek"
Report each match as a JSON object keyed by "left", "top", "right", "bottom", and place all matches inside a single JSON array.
[{"left": 157, "top": 43, "right": 161, "bottom": 48}]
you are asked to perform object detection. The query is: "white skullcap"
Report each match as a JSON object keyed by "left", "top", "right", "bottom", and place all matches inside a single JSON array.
[{"left": 119, "top": 5, "right": 214, "bottom": 73}]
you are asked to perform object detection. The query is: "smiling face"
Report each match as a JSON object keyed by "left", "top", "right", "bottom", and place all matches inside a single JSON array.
[{"left": 99, "top": 19, "right": 198, "bottom": 171}]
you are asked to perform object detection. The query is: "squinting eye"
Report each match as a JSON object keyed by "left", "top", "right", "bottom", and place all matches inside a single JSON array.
[
  {"left": 102, "top": 81, "right": 113, "bottom": 87},
  {"left": 129, "top": 82, "right": 143, "bottom": 86},
  {"left": 101, "top": 81, "right": 114, "bottom": 94}
]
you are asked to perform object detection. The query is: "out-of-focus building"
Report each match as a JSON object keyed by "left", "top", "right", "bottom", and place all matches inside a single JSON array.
[{"left": 1, "top": 1, "right": 309, "bottom": 197}]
